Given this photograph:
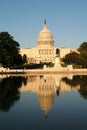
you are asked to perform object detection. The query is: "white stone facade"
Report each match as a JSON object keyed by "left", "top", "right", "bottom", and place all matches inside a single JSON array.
[{"left": 20, "top": 21, "right": 77, "bottom": 64}]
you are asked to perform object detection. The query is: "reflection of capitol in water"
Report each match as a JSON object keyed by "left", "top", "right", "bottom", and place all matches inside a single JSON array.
[
  {"left": 19, "top": 75, "right": 80, "bottom": 116},
  {"left": 19, "top": 76, "right": 58, "bottom": 117}
]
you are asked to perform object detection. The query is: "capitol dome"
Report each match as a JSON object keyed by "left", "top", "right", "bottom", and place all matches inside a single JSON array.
[{"left": 37, "top": 20, "right": 54, "bottom": 48}]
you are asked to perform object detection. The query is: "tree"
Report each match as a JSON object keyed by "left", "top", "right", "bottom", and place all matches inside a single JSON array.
[
  {"left": 78, "top": 42, "right": 87, "bottom": 53},
  {"left": 0, "top": 32, "right": 22, "bottom": 67},
  {"left": 62, "top": 52, "right": 81, "bottom": 65},
  {"left": 78, "top": 42, "right": 87, "bottom": 67},
  {"left": 62, "top": 42, "right": 87, "bottom": 68}
]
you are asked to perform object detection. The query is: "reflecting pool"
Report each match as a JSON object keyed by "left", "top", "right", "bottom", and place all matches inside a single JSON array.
[{"left": 0, "top": 74, "right": 87, "bottom": 130}]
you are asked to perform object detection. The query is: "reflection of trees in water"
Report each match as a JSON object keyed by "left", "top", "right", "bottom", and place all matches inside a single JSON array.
[
  {"left": 62, "top": 76, "right": 80, "bottom": 87},
  {"left": 0, "top": 76, "right": 27, "bottom": 112},
  {"left": 62, "top": 75, "right": 87, "bottom": 99},
  {"left": 78, "top": 76, "right": 87, "bottom": 99}
]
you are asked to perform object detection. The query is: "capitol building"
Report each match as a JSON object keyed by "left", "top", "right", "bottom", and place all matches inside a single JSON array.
[{"left": 20, "top": 21, "right": 77, "bottom": 64}]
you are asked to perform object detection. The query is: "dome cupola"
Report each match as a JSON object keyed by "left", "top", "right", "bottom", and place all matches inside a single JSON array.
[{"left": 37, "top": 20, "right": 54, "bottom": 48}]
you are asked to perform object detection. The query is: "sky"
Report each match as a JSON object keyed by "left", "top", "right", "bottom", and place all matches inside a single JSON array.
[{"left": 0, "top": 0, "right": 87, "bottom": 49}]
